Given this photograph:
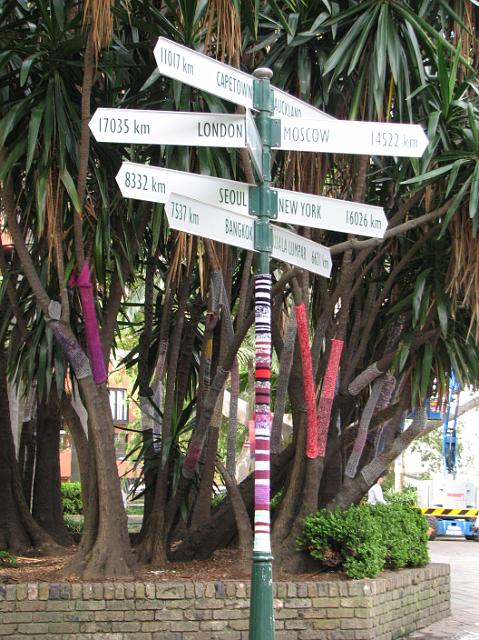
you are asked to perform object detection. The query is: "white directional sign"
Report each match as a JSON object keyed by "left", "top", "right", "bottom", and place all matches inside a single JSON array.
[
  {"left": 275, "top": 188, "right": 387, "bottom": 238},
  {"left": 117, "top": 162, "right": 387, "bottom": 238},
  {"left": 165, "top": 193, "right": 256, "bottom": 251},
  {"left": 278, "top": 118, "right": 428, "bottom": 157},
  {"left": 272, "top": 225, "right": 331, "bottom": 278},
  {"left": 246, "top": 110, "right": 263, "bottom": 178},
  {"left": 89, "top": 109, "right": 247, "bottom": 148},
  {"left": 154, "top": 37, "right": 332, "bottom": 121},
  {"left": 165, "top": 193, "right": 331, "bottom": 278}
]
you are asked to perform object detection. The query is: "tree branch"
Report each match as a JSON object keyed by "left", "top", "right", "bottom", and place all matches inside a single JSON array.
[{"left": 330, "top": 199, "right": 452, "bottom": 256}]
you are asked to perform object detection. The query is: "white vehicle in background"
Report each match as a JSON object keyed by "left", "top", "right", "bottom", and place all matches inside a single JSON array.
[
  {"left": 415, "top": 476, "right": 479, "bottom": 540},
  {"left": 410, "top": 377, "right": 479, "bottom": 540}
]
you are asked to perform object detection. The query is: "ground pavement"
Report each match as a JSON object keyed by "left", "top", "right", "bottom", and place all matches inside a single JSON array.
[{"left": 407, "top": 539, "right": 479, "bottom": 639}]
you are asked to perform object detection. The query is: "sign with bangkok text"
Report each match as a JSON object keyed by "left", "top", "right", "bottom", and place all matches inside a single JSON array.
[
  {"left": 89, "top": 109, "right": 247, "bottom": 148},
  {"left": 165, "top": 193, "right": 332, "bottom": 277},
  {"left": 154, "top": 37, "right": 333, "bottom": 121},
  {"left": 117, "top": 163, "right": 387, "bottom": 238}
]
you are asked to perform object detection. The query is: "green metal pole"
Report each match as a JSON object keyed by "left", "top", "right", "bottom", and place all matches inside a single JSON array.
[{"left": 248, "top": 67, "right": 277, "bottom": 640}]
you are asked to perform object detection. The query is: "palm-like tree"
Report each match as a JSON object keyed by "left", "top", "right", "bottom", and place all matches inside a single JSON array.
[{"left": 0, "top": 0, "right": 478, "bottom": 577}]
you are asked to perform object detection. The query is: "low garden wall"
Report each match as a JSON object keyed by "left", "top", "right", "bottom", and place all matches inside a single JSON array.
[{"left": 0, "top": 563, "right": 450, "bottom": 640}]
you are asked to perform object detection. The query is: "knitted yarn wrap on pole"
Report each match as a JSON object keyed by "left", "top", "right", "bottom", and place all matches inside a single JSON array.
[{"left": 254, "top": 273, "right": 272, "bottom": 554}]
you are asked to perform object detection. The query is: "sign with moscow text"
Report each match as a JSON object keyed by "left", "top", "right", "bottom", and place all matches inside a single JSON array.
[
  {"left": 165, "top": 193, "right": 332, "bottom": 278},
  {"left": 154, "top": 37, "right": 332, "bottom": 121},
  {"left": 278, "top": 118, "right": 428, "bottom": 157},
  {"left": 117, "top": 162, "right": 387, "bottom": 238},
  {"left": 89, "top": 109, "right": 247, "bottom": 148}
]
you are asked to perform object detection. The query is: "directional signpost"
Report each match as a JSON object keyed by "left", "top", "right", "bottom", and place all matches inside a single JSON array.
[
  {"left": 90, "top": 35, "right": 429, "bottom": 640},
  {"left": 165, "top": 193, "right": 332, "bottom": 278},
  {"left": 116, "top": 162, "right": 388, "bottom": 238}
]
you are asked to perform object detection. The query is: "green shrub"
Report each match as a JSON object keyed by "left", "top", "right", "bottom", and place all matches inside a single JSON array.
[
  {"left": 61, "top": 482, "right": 83, "bottom": 514},
  {"left": 63, "top": 514, "right": 84, "bottom": 535},
  {"left": 369, "top": 503, "right": 429, "bottom": 569},
  {"left": 298, "top": 505, "right": 386, "bottom": 579},
  {"left": 271, "top": 491, "right": 282, "bottom": 513},
  {"left": 299, "top": 502, "right": 429, "bottom": 579},
  {"left": 384, "top": 485, "right": 418, "bottom": 506},
  {"left": 0, "top": 550, "right": 17, "bottom": 567}
]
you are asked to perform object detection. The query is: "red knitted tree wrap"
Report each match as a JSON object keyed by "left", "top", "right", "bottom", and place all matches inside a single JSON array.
[
  {"left": 294, "top": 303, "right": 319, "bottom": 459},
  {"left": 317, "top": 338, "right": 344, "bottom": 457}
]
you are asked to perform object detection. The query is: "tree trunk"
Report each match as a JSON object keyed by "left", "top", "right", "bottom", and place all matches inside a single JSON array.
[
  {"left": 190, "top": 393, "right": 224, "bottom": 529},
  {"left": 18, "top": 419, "right": 36, "bottom": 508},
  {"left": 0, "top": 348, "right": 61, "bottom": 555},
  {"left": 60, "top": 393, "right": 90, "bottom": 510},
  {"left": 32, "top": 391, "right": 72, "bottom": 545},
  {"left": 172, "top": 445, "right": 294, "bottom": 561},
  {"left": 62, "top": 381, "right": 137, "bottom": 578}
]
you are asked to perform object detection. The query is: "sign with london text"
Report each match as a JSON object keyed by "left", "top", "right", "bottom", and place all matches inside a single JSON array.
[
  {"left": 154, "top": 37, "right": 332, "bottom": 121},
  {"left": 165, "top": 193, "right": 332, "bottom": 278},
  {"left": 278, "top": 118, "right": 428, "bottom": 157},
  {"left": 89, "top": 109, "right": 247, "bottom": 148},
  {"left": 116, "top": 162, "right": 387, "bottom": 239}
]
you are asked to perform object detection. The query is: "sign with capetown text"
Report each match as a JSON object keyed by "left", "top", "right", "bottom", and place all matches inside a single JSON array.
[
  {"left": 154, "top": 37, "right": 333, "bottom": 121},
  {"left": 117, "top": 162, "right": 387, "bottom": 239},
  {"left": 165, "top": 193, "right": 332, "bottom": 278}
]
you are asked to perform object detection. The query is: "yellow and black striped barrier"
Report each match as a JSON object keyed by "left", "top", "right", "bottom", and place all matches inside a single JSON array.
[{"left": 420, "top": 507, "right": 479, "bottom": 518}]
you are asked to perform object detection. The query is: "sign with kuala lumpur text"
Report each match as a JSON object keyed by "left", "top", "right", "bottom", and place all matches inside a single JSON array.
[
  {"left": 89, "top": 109, "right": 247, "bottom": 148},
  {"left": 116, "top": 162, "right": 387, "bottom": 239},
  {"left": 165, "top": 193, "right": 332, "bottom": 278}
]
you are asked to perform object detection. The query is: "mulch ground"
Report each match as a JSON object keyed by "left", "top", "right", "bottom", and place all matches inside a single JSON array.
[{"left": 0, "top": 547, "right": 343, "bottom": 584}]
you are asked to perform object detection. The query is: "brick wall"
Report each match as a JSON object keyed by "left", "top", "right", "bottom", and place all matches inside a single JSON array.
[{"left": 0, "top": 563, "right": 449, "bottom": 640}]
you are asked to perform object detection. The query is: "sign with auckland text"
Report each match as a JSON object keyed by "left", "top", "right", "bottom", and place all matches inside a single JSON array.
[
  {"left": 154, "top": 37, "right": 332, "bottom": 121},
  {"left": 165, "top": 193, "right": 332, "bottom": 278},
  {"left": 89, "top": 109, "right": 247, "bottom": 148},
  {"left": 278, "top": 118, "right": 428, "bottom": 157},
  {"left": 117, "top": 163, "right": 387, "bottom": 238}
]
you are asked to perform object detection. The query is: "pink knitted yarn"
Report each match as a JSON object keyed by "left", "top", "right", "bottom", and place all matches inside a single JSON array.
[
  {"left": 294, "top": 303, "right": 319, "bottom": 459},
  {"left": 317, "top": 339, "right": 344, "bottom": 457},
  {"left": 69, "top": 263, "right": 107, "bottom": 384}
]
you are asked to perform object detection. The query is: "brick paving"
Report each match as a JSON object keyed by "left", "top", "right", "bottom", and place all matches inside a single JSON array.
[{"left": 406, "top": 540, "right": 479, "bottom": 639}]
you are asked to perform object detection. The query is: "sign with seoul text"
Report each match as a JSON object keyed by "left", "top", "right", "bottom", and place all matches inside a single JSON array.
[
  {"left": 165, "top": 194, "right": 332, "bottom": 278},
  {"left": 154, "top": 37, "right": 333, "bottom": 121},
  {"left": 116, "top": 163, "right": 387, "bottom": 238},
  {"left": 278, "top": 118, "right": 428, "bottom": 157},
  {"left": 89, "top": 109, "right": 247, "bottom": 148}
]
